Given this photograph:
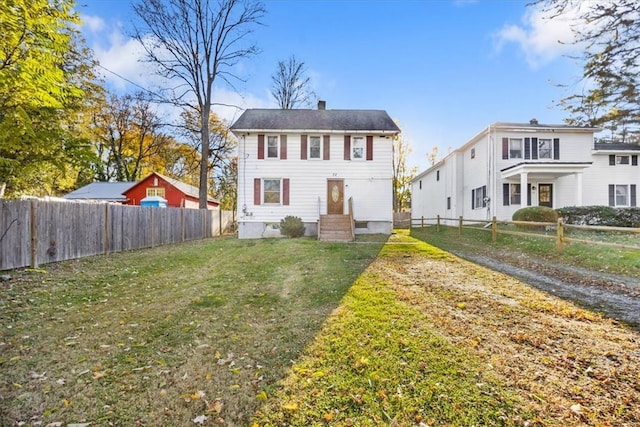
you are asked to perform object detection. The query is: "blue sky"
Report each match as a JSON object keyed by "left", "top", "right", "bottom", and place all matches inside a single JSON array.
[{"left": 78, "top": 0, "right": 586, "bottom": 171}]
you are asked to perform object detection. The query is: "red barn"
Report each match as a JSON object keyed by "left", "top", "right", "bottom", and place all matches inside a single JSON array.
[{"left": 123, "top": 172, "right": 219, "bottom": 209}]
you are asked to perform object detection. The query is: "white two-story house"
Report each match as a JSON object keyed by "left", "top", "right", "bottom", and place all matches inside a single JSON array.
[
  {"left": 412, "top": 120, "right": 639, "bottom": 223},
  {"left": 230, "top": 102, "right": 401, "bottom": 239}
]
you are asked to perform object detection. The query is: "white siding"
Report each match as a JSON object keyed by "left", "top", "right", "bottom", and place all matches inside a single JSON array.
[{"left": 236, "top": 133, "right": 393, "bottom": 238}]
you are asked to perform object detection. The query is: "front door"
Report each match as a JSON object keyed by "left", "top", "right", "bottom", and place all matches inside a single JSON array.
[
  {"left": 538, "top": 184, "right": 553, "bottom": 208},
  {"left": 327, "top": 179, "right": 344, "bottom": 214}
]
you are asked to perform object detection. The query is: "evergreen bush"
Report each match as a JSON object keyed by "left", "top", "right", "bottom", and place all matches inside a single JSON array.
[
  {"left": 280, "top": 216, "right": 305, "bottom": 238},
  {"left": 512, "top": 206, "right": 558, "bottom": 223}
]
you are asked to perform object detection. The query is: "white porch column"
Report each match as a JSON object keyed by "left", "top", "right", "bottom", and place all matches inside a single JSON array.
[
  {"left": 575, "top": 172, "right": 583, "bottom": 206},
  {"left": 520, "top": 172, "right": 528, "bottom": 205}
]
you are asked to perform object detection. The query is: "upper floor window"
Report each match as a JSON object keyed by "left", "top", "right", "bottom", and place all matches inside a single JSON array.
[
  {"left": 309, "top": 136, "right": 321, "bottom": 159},
  {"left": 436, "top": 170, "right": 440, "bottom": 181},
  {"left": 509, "top": 138, "right": 523, "bottom": 159},
  {"left": 147, "top": 187, "right": 165, "bottom": 197},
  {"left": 538, "top": 139, "right": 552, "bottom": 159},
  {"left": 616, "top": 155, "right": 630, "bottom": 165},
  {"left": 352, "top": 136, "right": 365, "bottom": 160},
  {"left": 267, "top": 136, "right": 279, "bottom": 158},
  {"left": 471, "top": 148, "right": 476, "bottom": 159}
]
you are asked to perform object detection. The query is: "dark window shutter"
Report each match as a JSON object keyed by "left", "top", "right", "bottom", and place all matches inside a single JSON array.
[
  {"left": 631, "top": 185, "right": 637, "bottom": 207},
  {"left": 280, "top": 135, "right": 287, "bottom": 159},
  {"left": 323, "top": 135, "right": 330, "bottom": 160},
  {"left": 283, "top": 178, "right": 290, "bottom": 206},
  {"left": 254, "top": 178, "right": 261, "bottom": 205},
  {"left": 524, "top": 138, "right": 531, "bottom": 160},
  {"left": 527, "top": 184, "right": 532, "bottom": 206},
  {"left": 472, "top": 189, "right": 475, "bottom": 209},
  {"left": 344, "top": 135, "right": 351, "bottom": 160},
  {"left": 609, "top": 155, "right": 616, "bottom": 165},
  {"left": 553, "top": 138, "right": 560, "bottom": 160},
  {"left": 482, "top": 186, "right": 487, "bottom": 207},
  {"left": 608, "top": 184, "right": 615, "bottom": 206},
  {"left": 301, "top": 135, "right": 307, "bottom": 160},
  {"left": 531, "top": 138, "right": 538, "bottom": 159},
  {"left": 632, "top": 155, "right": 638, "bottom": 166},
  {"left": 503, "top": 183, "right": 510, "bottom": 206},
  {"left": 257, "top": 135, "right": 265, "bottom": 159},
  {"left": 366, "top": 135, "right": 373, "bottom": 160},
  {"left": 502, "top": 138, "right": 509, "bottom": 159}
]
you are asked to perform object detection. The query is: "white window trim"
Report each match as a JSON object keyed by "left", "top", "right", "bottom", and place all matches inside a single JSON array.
[
  {"left": 616, "top": 155, "right": 630, "bottom": 165},
  {"left": 262, "top": 178, "right": 282, "bottom": 205},
  {"left": 308, "top": 135, "right": 322, "bottom": 160},
  {"left": 510, "top": 183, "right": 521, "bottom": 205},
  {"left": 267, "top": 135, "right": 279, "bottom": 159},
  {"left": 538, "top": 138, "right": 553, "bottom": 159},
  {"left": 509, "top": 138, "right": 523, "bottom": 159},
  {"left": 146, "top": 187, "right": 165, "bottom": 197},
  {"left": 473, "top": 185, "right": 486, "bottom": 209},
  {"left": 614, "top": 184, "right": 630, "bottom": 207},
  {"left": 352, "top": 136, "right": 365, "bottom": 161}
]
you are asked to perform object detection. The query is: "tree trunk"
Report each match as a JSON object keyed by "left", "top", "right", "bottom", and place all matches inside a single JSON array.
[
  {"left": 0, "top": 182, "right": 5, "bottom": 198},
  {"left": 199, "top": 106, "right": 211, "bottom": 209}
]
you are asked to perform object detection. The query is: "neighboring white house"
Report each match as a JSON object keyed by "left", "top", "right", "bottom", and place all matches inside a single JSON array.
[
  {"left": 411, "top": 120, "right": 640, "bottom": 223},
  {"left": 230, "top": 102, "right": 401, "bottom": 239}
]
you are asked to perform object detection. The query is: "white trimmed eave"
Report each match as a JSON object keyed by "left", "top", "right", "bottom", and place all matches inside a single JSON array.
[
  {"left": 501, "top": 162, "right": 593, "bottom": 180},
  {"left": 592, "top": 149, "right": 640, "bottom": 155}
]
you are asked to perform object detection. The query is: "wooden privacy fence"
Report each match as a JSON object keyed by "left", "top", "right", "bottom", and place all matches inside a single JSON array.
[
  {"left": 0, "top": 200, "right": 235, "bottom": 271},
  {"left": 412, "top": 215, "right": 640, "bottom": 252}
]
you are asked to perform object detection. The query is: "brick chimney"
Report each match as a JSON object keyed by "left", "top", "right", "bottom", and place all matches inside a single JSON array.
[
  {"left": 530, "top": 118, "right": 539, "bottom": 125},
  {"left": 317, "top": 100, "right": 326, "bottom": 110}
]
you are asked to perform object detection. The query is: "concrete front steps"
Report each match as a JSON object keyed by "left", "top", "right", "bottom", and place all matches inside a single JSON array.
[{"left": 318, "top": 214, "right": 354, "bottom": 242}]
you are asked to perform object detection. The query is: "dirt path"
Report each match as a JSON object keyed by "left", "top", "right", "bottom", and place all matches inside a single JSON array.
[{"left": 443, "top": 248, "right": 640, "bottom": 329}]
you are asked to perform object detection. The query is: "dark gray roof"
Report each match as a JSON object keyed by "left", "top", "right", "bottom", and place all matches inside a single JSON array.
[
  {"left": 594, "top": 142, "right": 640, "bottom": 151},
  {"left": 492, "top": 121, "right": 600, "bottom": 131},
  {"left": 230, "top": 109, "right": 400, "bottom": 133},
  {"left": 64, "top": 182, "right": 136, "bottom": 202}
]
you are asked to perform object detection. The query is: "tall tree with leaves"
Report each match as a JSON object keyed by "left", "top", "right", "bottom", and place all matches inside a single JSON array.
[
  {"left": 271, "top": 55, "right": 316, "bottom": 109},
  {"left": 392, "top": 135, "right": 417, "bottom": 212},
  {"left": 132, "top": 0, "right": 265, "bottom": 208},
  {"left": 0, "top": 0, "right": 97, "bottom": 197},
  {"left": 534, "top": 0, "right": 640, "bottom": 143}
]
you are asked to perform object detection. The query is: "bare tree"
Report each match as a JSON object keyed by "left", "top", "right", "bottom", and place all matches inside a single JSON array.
[
  {"left": 132, "top": 0, "right": 265, "bottom": 208},
  {"left": 271, "top": 55, "right": 316, "bottom": 109}
]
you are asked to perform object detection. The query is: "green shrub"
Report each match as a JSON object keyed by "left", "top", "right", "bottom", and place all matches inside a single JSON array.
[
  {"left": 512, "top": 206, "right": 558, "bottom": 223},
  {"left": 280, "top": 216, "right": 305, "bottom": 238},
  {"left": 556, "top": 206, "right": 640, "bottom": 227}
]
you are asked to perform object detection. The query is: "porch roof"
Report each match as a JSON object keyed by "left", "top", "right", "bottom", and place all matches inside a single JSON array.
[{"left": 501, "top": 162, "right": 592, "bottom": 179}]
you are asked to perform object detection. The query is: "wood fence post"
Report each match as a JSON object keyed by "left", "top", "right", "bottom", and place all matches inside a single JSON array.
[
  {"left": 557, "top": 218, "right": 564, "bottom": 251},
  {"left": 150, "top": 208, "right": 154, "bottom": 248},
  {"left": 219, "top": 208, "right": 222, "bottom": 236},
  {"left": 492, "top": 216, "right": 497, "bottom": 242},
  {"left": 202, "top": 209, "right": 206, "bottom": 239},
  {"left": 181, "top": 208, "right": 185, "bottom": 242},
  {"left": 30, "top": 200, "right": 38, "bottom": 268},
  {"left": 104, "top": 204, "right": 110, "bottom": 254},
  {"left": 436, "top": 215, "right": 440, "bottom": 232},
  {"left": 458, "top": 216, "right": 463, "bottom": 236},
  {"left": 421, "top": 216, "right": 424, "bottom": 228}
]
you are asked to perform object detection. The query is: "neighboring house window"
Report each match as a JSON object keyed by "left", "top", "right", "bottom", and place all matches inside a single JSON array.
[
  {"left": 447, "top": 197, "right": 451, "bottom": 210},
  {"left": 471, "top": 148, "right": 475, "bottom": 159},
  {"left": 538, "top": 139, "right": 552, "bottom": 159},
  {"left": 147, "top": 187, "right": 165, "bottom": 197},
  {"left": 309, "top": 136, "right": 321, "bottom": 159},
  {"left": 609, "top": 184, "right": 636, "bottom": 207},
  {"left": 436, "top": 170, "right": 440, "bottom": 181},
  {"left": 472, "top": 185, "right": 487, "bottom": 209},
  {"left": 616, "top": 155, "right": 630, "bottom": 165},
  {"left": 267, "top": 136, "right": 278, "bottom": 158},
  {"left": 352, "top": 136, "right": 364, "bottom": 159},
  {"left": 510, "top": 184, "right": 521, "bottom": 205},
  {"left": 509, "top": 138, "right": 523, "bottom": 159}
]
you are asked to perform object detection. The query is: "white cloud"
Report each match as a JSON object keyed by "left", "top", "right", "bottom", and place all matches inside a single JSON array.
[
  {"left": 494, "top": 4, "right": 585, "bottom": 69},
  {"left": 81, "top": 14, "right": 105, "bottom": 33}
]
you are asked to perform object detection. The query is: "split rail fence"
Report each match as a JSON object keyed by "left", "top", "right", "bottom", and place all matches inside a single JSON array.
[
  {"left": 0, "top": 200, "right": 235, "bottom": 271},
  {"left": 411, "top": 215, "right": 640, "bottom": 252}
]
